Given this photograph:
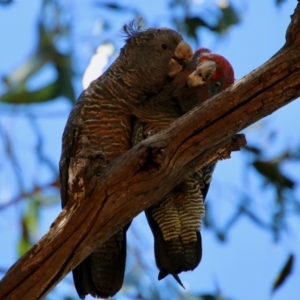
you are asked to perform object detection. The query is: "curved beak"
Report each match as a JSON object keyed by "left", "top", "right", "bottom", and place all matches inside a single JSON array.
[
  {"left": 187, "top": 60, "right": 216, "bottom": 87},
  {"left": 168, "top": 40, "right": 193, "bottom": 78}
]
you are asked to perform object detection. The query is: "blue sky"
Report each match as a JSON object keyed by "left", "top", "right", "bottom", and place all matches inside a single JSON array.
[{"left": 0, "top": 1, "right": 299, "bottom": 300}]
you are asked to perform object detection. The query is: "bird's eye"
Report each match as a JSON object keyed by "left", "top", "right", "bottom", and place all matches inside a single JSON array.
[
  {"left": 198, "top": 73, "right": 202, "bottom": 78},
  {"left": 214, "top": 82, "right": 221, "bottom": 88},
  {"left": 161, "top": 43, "right": 168, "bottom": 50}
]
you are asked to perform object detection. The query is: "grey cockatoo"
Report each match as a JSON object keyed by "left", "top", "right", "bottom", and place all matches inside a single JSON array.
[
  {"left": 59, "top": 21, "right": 193, "bottom": 299},
  {"left": 132, "top": 48, "right": 234, "bottom": 287}
]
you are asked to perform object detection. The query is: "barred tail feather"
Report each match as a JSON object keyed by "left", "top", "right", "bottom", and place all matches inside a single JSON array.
[{"left": 146, "top": 208, "right": 202, "bottom": 286}]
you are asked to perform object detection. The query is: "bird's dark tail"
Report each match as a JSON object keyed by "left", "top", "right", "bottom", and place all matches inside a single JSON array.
[
  {"left": 145, "top": 164, "right": 215, "bottom": 287},
  {"left": 73, "top": 223, "right": 131, "bottom": 299},
  {"left": 146, "top": 207, "right": 202, "bottom": 287}
]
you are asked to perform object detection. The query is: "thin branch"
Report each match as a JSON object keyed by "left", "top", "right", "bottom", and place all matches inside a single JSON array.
[{"left": 0, "top": 179, "right": 59, "bottom": 211}]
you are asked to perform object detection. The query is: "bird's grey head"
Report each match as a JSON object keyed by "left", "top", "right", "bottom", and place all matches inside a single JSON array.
[{"left": 118, "top": 20, "right": 193, "bottom": 93}]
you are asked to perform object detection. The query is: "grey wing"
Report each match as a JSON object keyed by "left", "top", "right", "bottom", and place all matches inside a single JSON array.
[{"left": 59, "top": 94, "right": 85, "bottom": 208}]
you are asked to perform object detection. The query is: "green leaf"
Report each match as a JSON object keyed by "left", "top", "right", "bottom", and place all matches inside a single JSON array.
[
  {"left": 18, "top": 236, "right": 32, "bottom": 257},
  {"left": 2, "top": 55, "right": 46, "bottom": 88},
  {"left": 252, "top": 160, "right": 295, "bottom": 190},
  {"left": 199, "top": 296, "right": 219, "bottom": 300},
  {"left": 26, "top": 198, "right": 40, "bottom": 236},
  {"left": 243, "top": 145, "right": 262, "bottom": 155},
  {"left": 17, "top": 198, "right": 40, "bottom": 257},
  {"left": 184, "top": 16, "right": 209, "bottom": 40},
  {"left": 18, "top": 214, "right": 32, "bottom": 257},
  {"left": 95, "top": 1, "right": 140, "bottom": 15},
  {"left": 1, "top": 7, "right": 75, "bottom": 105},
  {"left": 212, "top": 4, "right": 240, "bottom": 34},
  {"left": 216, "top": 231, "right": 226, "bottom": 242},
  {"left": 276, "top": 0, "right": 286, "bottom": 6},
  {"left": 195, "top": 294, "right": 227, "bottom": 300},
  {"left": 103, "top": 3, "right": 123, "bottom": 10},
  {"left": 272, "top": 254, "right": 294, "bottom": 293},
  {"left": 1, "top": 53, "right": 75, "bottom": 104},
  {"left": 183, "top": 4, "right": 240, "bottom": 41},
  {"left": 0, "top": 80, "right": 61, "bottom": 104},
  {"left": 0, "top": 0, "right": 13, "bottom": 5}
]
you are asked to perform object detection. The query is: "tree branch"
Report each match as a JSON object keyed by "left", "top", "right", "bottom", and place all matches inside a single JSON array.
[{"left": 1, "top": 2, "right": 300, "bottom": 299}]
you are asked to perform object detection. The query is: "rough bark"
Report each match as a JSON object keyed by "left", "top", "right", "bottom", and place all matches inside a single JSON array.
[{"left": 1, "top": 2, "right": 300, "bottom": 299}]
